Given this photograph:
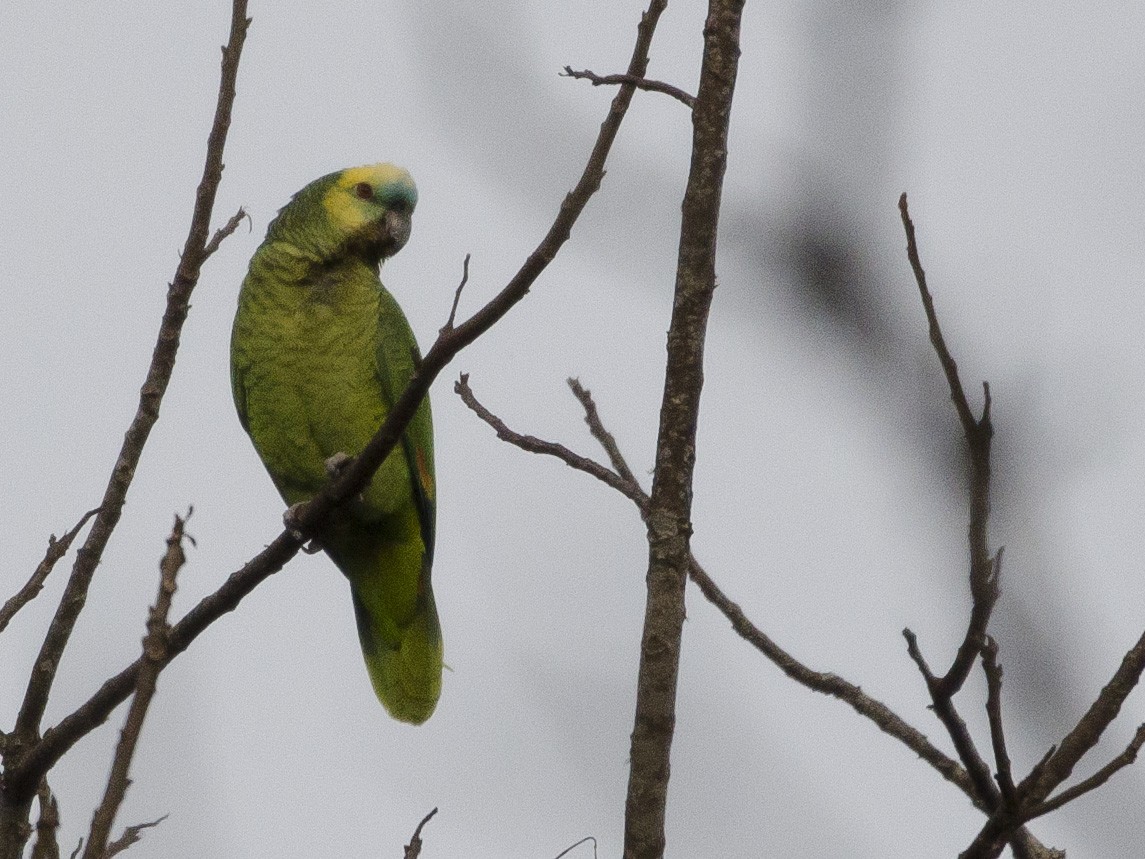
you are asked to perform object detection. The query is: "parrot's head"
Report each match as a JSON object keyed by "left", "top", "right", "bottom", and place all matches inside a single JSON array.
[{"left": 269, "top": 163, "right": 418, "bottom": 267}]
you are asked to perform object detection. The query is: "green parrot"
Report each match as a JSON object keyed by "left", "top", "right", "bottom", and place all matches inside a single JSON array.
[{"left": 230, "top": 163, "right": 441, "bottom": 724}]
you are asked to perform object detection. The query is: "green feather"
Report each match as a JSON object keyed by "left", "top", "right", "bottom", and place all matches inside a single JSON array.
[{"left": 231, "top": 163, "right": 441, "bottom": 723}]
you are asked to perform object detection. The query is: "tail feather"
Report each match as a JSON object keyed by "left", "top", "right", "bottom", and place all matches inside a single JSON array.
[{"left": 351, "top": 587, "right": 442, "bottom": 724}]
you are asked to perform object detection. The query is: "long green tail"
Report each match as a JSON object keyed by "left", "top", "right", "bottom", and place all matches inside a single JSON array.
[
  {"left": 327, "top": 513, "right": 442, "bottom": 724},
  {"left": 351, "top": 584, "right": 442, "bottom": 724}
]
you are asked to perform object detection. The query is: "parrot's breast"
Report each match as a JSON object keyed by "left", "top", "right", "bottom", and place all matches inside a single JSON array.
[{"left": 233, "top": 267, "right": 387, "bottom": 505}]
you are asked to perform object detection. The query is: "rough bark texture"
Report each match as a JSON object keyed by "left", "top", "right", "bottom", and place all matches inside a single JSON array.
[{"left": 622, "top": 3, "right": 744, "bottom": 858}]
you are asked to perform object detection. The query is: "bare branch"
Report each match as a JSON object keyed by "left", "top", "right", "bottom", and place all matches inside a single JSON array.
[
  {"left": 0, "top": 509, "right": 100, "bottom": 635},
  {"left": 457, "top": 375, "right": 641, "bottom": 504},
  {"left": 904, "top": 628, "right": 1000, "bottom": 810},
  {"left": 981, "top": 638, "right": 1016, "bottom": 805},
  {"left": 567, "top": 379, "right": 640, "bottom": 489},
  {"left": 899, "top": 193, "right": 998, "bottom": 697},
  {"left": 202, "top": 207, "right": 248, "bottom": 259},
  {"left": 563, "top": 66, "right": 695, "bottom": 109},
  {"left": 102, "top": 816, "right": 168, "bottom": 858},
  {"left": 439, "top": 254, "right": 471, "bottom": 335},
  {"left": 402, "top": 808, "right": 437, "bottom": 859},
  {"left": 9, "top": 0, "right": 251, "bottom": 781},
  {"left": 624, "top": 2, "right": 744, "bottom": 854},
  {"left": 30, "top": 781, "right": 59, "bottom": 859},
  {"left": 81, "top": 514, "right": 187, "bottom": 859},
  {"left": 1027, "top": 722, "right": 1145, "bottom": 820},
  {"left": 1019, "top": 627, "right": 1145, "bottom": 803}
]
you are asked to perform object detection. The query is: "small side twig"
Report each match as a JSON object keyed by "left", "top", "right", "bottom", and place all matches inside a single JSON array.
[
  {"left": 402, "top": 808, "right": 437, "bottom": 859},
  {"left": 981, "top": 637, "right": 1016, "bottom": 805},
  {"left": 1019, "top": 626, "right": 1145, "bottom": 803},
  {"left": 553, "top": 835, "right": 597, "bottom": 859},
  {"left": 903, "top": 628, "right": 1000, "bottom": 810},
  {"left": 456, "top": 375, "right": 639, "bottom": 504},
  {"left": 899, "top": 193, "right": 998, "bottom": 699},
  {"left": 103, "top": 816, "right": 168, "bottom": 859},
  {"left": 202, "top": 207, "right": 248, "bottom": 258},
  {"left": 440, "top": 254, "right": 471, "bottom": 335},
  {"left": 81, "top": 513, "right": 188, "bottom": 859},
  {"left": 0, "top": 508, "right": 100, "bottom": 635},
  {"left": 563, "top": 66, "right": 695, "bottom": 109},
  {"left": 30, "top": 780, "right": 59, "bottom": 859},
  {"left": 567, "top": 379, "right": 639, "bottom": 488}
]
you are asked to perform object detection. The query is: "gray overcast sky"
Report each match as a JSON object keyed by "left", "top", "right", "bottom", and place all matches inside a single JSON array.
[{"left": 4, "top": 2, "right": 1145, "bottom": 856}]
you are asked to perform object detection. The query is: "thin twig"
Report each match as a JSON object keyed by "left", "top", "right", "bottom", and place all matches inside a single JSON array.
[
  {"left": 7, "top": 0, "right": 251, "bottom": 804},
  {"left": 567, "top": 379, "right": 640, "bottom": 488},
  {"left": 0, "top": 509, "right": 100, "bottom": 635},
  {"left": 563, "top": 66, "right": 695, "bottom": 109},
  {"left": 402, "top": 808, "right": 437, "bottom": 859},
  {"left": 203, "top": 208, "right": 248, "bottom": 258},
  {"left": 456, "top": 375, "right": 639, "bottom": 503},
  {"left": 1026, "top": 722, "right": 1145, "bottom": 820},
  {"left": 553, "top": 835, "right": 597, "bottom": 859},
  {"left": 981, "top": 637, "right": 1016, "bottom": 805},
  {"left": 899, "top": 193, "right": 997, "bottom": 698},
  {"left": 904, "top": 629, "right": 1000, "bottom": 809},
  {"left": 8, "top": 0, "right": 666, "bottom": 803},
  {"left": 1019, "top": 626, "right": 1145, "bottom": 803},
  {"left": 440, "top": 254, "right": 471, "bottom": 334},
  {"left": 30, "top": 781, "right": 59, "bottom": 859},
  {"left": 102, "top": 816, "right": 168, "bottom": 859},
  {"left": 82, "top": 514, "right": 188, "bottom": 859}
]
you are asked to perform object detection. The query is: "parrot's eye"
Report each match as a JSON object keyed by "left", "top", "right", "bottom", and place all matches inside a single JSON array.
[{"left": 353, "top": 182, "right": 374, "bottom": 200}]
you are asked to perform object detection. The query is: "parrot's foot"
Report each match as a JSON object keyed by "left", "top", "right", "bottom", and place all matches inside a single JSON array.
[
  {"left": 283, "top": 503, "right": 323, "bottom": 553},
  {"left": 325, "top": 452, "right": 352, "bottom": 477}
]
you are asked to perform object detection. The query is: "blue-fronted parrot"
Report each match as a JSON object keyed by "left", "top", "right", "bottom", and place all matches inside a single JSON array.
[{"left": 230, "top": 163, "right": 441, "bottom": 723}]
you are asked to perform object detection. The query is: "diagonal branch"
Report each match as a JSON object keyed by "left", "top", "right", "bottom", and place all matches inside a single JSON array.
[
  {"left": 102, "top": 816, "right": 168, "bottom": 859},
  {"left": 0, "top": 509, "right": 100, "bottom": 636},
  {"left": 568, "top": 379, "right": 640, "bottom": 488},
  {"left": 981, "top": 637, "right": 1016, "bottom": 806},
  {"left": 11, "top": 0, "right": 251, "bottom": 752},
  {"left": 1018, "top": 627, "right": 1145, "bottom": 804},
  {"left": 81, "top": 514, "right": 188, "bottom": 859},
  {"left": 1026, "top": 722, "right": 1145, "bottom": 821},
  {"left": 402, "top": 808, "right": 437, "bottom": 859},
  {"left": 3, "top": 0, "right": 668, "bottom": 807}
]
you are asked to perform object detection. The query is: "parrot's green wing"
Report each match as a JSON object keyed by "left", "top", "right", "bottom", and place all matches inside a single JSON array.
[{"left": 338, "top": 286, "right": 442, "bottom": 724}]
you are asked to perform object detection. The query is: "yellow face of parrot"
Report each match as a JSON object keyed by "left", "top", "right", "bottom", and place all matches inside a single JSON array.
[{"left": 320, "top": 163, "right": 419, "bottom": 263}]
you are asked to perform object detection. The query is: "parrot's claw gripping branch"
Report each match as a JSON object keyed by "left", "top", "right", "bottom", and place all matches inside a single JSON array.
[
  {"left": 324, "top": 452, "right": 352, "bottom": 477},
  {"left": 282, "top": 504, "right": 322, "bottom": 554}
]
